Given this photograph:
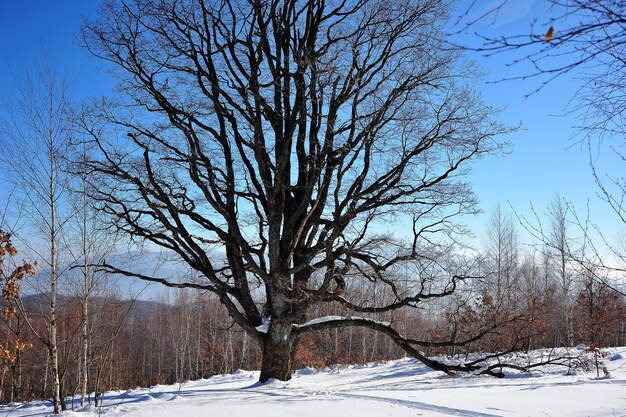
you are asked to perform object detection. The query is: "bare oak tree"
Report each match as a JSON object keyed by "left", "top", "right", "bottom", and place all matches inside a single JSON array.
[{"left": 79, "top": 0, "right": 509, "bottom": 382}]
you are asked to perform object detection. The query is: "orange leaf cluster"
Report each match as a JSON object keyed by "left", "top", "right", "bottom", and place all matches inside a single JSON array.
[
  {"left": 0, "top": 231, "right": 18, "bottom": 260},
  {"left": 0, "top": 338, "right": 30, "bottom": 368},
  {"left": 13, "top": 338, "right": 31, "bottom": 352},
  {"left": 0, "top": 346, "right": 15, "bottom": 364},
  {"left": 0, "top": 230, "right": 35, "bottom": 306},
  {"left": 1, "top": 307, "right": 15, "bottom": 319}
]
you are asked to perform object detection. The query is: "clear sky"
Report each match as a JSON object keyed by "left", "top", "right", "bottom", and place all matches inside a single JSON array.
[
  {"left": 0, "top": 0, "right": 111, "bottom": 99},
  {"left": 453, "top": 0, "right": 623, "bottom": 245},
  {"left": 0, "top": 0, "right": 622, "bottom": 250}
]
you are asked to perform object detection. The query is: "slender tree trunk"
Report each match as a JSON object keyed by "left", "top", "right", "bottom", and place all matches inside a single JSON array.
[
  {"left": 80, "top": 184, "right": 90, "bottom": 407},
  {"left": 13, "top": 350, "right": 22, "bottom": 401},
  {"left": 224, "top": 331, "right": 233, "bottom": 374},
  {"left": 49, "top": 141, "right": 61, "bottom": 414},
  {"left": 48, "top": 343, "right": 61, "bottom": 414},
  {"left": 561, "top": 250, "right": 574, "bottom": 346},
  {"left": 209, "top": 316, "right": 216, "bottom": 373},
  {"left": 93, "top": 356, "right": 104, "bottom": 408},
  {"left": 1, "top": 365, "right": 6, "bottom": 403},
  {"left": 370, "top": 331, "right": 379, "bottom": 361},
  {"left": 195, "top": 298, "right": 202, "bottom": 378},
  {"left": 361, "top": 329, "right": 367, "bottom": 362},
  {"left": 347, "top": 327, "right": 353, "bottom": 363},
  {"left": 80, "top": 287, "right": 88, "bottom": 406},
  {"left": 240, "top": 331, "right": 248, "bottom": 370},
  {"left": 60, "top": 377, "right": 67, "bottom": 411},
  {"left": 43, "top": 353, "right": 49, "bottom": 397}
]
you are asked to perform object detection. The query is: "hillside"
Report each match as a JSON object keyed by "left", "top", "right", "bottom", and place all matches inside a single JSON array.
[{"left": 5, "top": 347, "right": 626, "bottom": 417}]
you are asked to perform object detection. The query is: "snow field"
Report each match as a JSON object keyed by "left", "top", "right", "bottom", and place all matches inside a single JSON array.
[{"left": 4, "top": 348, "right": 626, "bottom": 417}]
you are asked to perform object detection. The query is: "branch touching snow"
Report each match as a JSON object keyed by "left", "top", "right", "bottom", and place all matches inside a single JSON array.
[{"left": 292, "top": 315, "right": 567, "bottom": 378}]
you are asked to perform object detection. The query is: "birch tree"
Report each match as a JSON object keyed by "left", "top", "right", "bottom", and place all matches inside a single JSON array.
[{"left": 0, "top": 59, "right": 71, "bottom": 413}]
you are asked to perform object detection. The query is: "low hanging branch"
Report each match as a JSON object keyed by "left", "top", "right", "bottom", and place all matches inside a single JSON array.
[{"left": 294, "top": 313, "right": 551, "bottom": 378}]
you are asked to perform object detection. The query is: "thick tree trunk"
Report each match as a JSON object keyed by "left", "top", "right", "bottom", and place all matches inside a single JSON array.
[
  {"left": 257, "top": 283, "right": 308, "bottom": 383},
  {"left": 259, "top": 320, "right": 299, "bottom": 383}
]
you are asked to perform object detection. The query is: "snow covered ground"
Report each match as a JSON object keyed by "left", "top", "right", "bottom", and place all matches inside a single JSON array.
[{"left": 5, "top": 347, "right": 626, "bottom": 417}]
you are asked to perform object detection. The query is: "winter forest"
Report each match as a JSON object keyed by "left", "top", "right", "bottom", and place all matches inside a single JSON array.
[{"left": 0, "top": 0, "right": 625, "bottom": 415}]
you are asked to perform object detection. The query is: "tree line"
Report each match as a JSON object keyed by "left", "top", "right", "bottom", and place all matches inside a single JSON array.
[{"left": 1, "top": 201, "right": 624, "bottom": 405}]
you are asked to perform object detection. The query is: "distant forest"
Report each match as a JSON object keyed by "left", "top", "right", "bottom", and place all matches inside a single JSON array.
[{"left": 2, "top": 255, "right": 624, "bottom": 405}]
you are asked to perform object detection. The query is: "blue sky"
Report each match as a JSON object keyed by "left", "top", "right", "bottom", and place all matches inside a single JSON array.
[
  {"left": 453, "top": 0, "right": 623, "bottom": 243},
  {"left": 0, "top": 0, "right": 621, "bottom": 248},
  {"left": 0, "top": 0, "right": 105, "bottom": 97}
]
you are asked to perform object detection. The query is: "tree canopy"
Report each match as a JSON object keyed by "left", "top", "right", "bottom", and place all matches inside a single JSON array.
[{"left": 78, "top": 0, "right": 509, "bottom": 381}]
